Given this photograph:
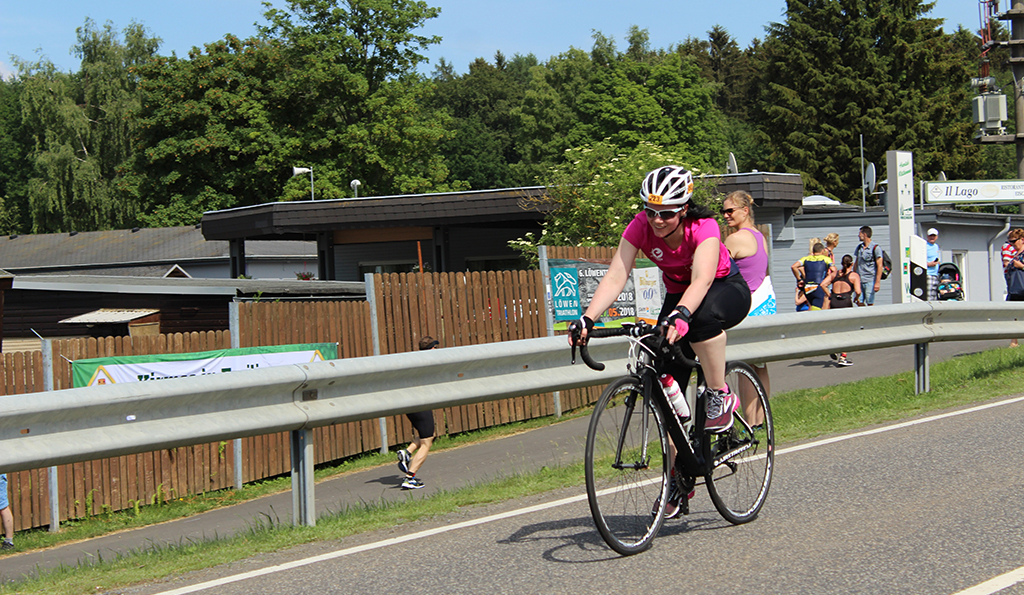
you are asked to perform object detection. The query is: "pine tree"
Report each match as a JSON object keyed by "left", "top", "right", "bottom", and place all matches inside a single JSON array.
[{"left": 752, "top": 0, "right": 977, "bottom": 202}]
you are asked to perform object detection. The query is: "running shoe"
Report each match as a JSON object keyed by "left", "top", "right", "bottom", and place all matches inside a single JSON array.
[
  {"left": 401, "top": 476, "right": 424, "bottom": 490},
  {"left": 396, "top": 449, "right": 411, "bottom": 474},
  {"left": 705, "top": 386, "right": 738, "bottom": 433},
  {"left": 836, "top": 356, "right": 853, "bottom": 367},
  {"left": 1, "top": 540, "right": 12, "bottom": 550},
  {"left": 651, "top": 474, "right": 693, "bottom": 519}
]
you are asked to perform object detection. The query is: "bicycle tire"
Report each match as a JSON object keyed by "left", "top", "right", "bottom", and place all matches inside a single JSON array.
[
  {"left": 585, "top": 375, "right": 670, "bottom": 555},
  {"left": 705, "top": 361, "right": 774, "bottom": 524}
]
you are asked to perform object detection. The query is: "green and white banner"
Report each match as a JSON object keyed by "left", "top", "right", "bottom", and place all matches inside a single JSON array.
[{"left": 72, "top": 343, "right": 338, "bottom": 388}]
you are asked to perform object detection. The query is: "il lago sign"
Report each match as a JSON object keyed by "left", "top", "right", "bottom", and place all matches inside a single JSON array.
[{"left": 924, "top": 180, "right": 1024, "bottom": 203}]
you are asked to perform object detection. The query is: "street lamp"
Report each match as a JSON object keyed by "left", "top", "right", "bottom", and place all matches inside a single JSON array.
[
  {"left": 292, "top": 166, "right": 314, "bottom": 200},
  {"left": 350, "top": 179, "right": 361, "bottom": 198}
]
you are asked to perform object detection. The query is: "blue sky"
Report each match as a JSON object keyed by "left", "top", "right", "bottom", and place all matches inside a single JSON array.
[{"left": 0, "top": 0, "right": 985, "bottom": 80}]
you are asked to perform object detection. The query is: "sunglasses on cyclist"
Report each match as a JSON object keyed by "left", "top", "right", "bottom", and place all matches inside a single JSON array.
[
  {"left": 722, "top": 207, "right": 740, "bottom": 215},
  {"left": 644, "top": 207, "right": 683, "bottom": 220}
]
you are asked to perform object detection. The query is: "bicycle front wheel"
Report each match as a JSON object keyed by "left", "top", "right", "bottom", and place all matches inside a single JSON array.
[
  {"left": 705, "top": 361, "right": 774, "bottom": 524},
  {"left": 585, "top": 376, "right": 669, "bottom": 556}
]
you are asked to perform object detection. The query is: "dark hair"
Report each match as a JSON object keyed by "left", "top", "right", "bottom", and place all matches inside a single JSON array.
[
  {"left": 682, "top": 202, "right": 717, "bottom": 220},
  {"left": 841, "top": 254, "right": 853, "bottom": 269},
  {"left": 860, "top": 226, "right": 873, "bottom": 238},
  {"left": 419, "top": 336, "right": 439, "bottom": 350},
  {"left": 812, "top": 242, "right": 825, "bottom": 254}
]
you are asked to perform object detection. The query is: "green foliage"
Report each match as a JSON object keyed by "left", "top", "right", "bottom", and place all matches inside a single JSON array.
[
  {"left": 122, "top": 0, "right": 458, "bottom": 226},
  {"left": 751, "top": 0, "right": 979, "bottom": 202},
  {"left": 428, "top": 52, "right": 538, "bottom": 189},
  {"left": 511, "top": 140, "right": 708, "bottom": 257},
  {"left": 16, "top": 19, "right": 159, "bottom": 232},
  {"left": 0, "top": 79, "right": 30, "bottom": 233},
  {"left": 508, "top": 31, "right": 723, "bottom": 185}
]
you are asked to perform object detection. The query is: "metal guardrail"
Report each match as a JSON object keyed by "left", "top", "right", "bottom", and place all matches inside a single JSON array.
[{"left": 1, "top": 301, "right": 1022, "bottom": 524}]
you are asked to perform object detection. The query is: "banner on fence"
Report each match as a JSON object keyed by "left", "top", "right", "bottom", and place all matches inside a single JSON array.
[
  {"left": 71, "top": 343, "right": 339, "bottom": 387},
  {"left": 547, "top": 258, "right": 664, "bottom": 330}
]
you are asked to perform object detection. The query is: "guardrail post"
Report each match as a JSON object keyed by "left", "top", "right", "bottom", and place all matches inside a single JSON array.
[
  {"left": 228, "top": 302, "right": 244, "bottom": 490},
  {"left": 914, "top": 342, "right": 930, "bottom": 394},
  {"left": 538, "top": 246, "right": 562, "bottom": 417},
  {"left": 365, "top": 273, "right": 389, "bottom": 453},
  {"left": 290, "top": 429, "right": 315, "bottom": 527},
  {"left": 41, "top": 339, "right": 59, "bottom": 533}
]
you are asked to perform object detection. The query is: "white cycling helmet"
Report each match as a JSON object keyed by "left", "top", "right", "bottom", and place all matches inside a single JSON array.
[{"left": 640, "top": 166, "right": 694, "bottom": 206}]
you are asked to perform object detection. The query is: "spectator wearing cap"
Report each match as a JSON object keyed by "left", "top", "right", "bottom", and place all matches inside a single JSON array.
[
  {"left": 394, "top": 336, "right": 440, "bottom": 490},
  {"left": 926, "top": 228, "right": 941, "bottom": 301}
]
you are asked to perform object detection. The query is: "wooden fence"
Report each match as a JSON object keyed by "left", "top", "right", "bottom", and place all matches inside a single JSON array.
[{"left": 1, "top": 251, "right": 610, "bottom": 531}]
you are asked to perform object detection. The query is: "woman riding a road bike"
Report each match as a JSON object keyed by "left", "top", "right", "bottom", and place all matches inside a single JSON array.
[{"left": 568, "top": 165, "right": 751, "bottom": 431}]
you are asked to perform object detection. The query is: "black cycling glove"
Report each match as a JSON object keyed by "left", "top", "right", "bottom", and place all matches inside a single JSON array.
[{"left": 567, "top": 315, "right": 594, "bottom": 343}]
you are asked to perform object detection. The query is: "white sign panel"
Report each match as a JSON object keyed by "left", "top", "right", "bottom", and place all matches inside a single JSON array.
[
  {"left": 887, "top": 151, "right": 916, "bottom": 303},
  {"left": 924, "top": 180, "right": 1024, "bottom": 203},
  {"left": 632, "top": 267, "right": 663, "bottom": 324}
]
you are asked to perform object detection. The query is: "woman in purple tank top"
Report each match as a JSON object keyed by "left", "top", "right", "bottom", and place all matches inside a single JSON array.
[{"left": 722, "top": 191, "right": 771, "bottom": 426}]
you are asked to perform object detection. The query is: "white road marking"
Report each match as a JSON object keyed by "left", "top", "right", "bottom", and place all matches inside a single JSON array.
[
  {"left": 951, "top": 566, "right": 1024, "bottom": 595},
  {"left": 147, "top": 394, "right": 1024, "bottom": 595}
]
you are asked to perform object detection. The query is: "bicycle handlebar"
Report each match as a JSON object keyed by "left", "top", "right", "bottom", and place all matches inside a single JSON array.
[{"left": 571, "top": 322, "right": 695, "bottom": 372}]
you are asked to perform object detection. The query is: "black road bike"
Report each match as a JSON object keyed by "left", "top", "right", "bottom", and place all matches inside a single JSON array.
[{"left": 572, "top": 322, "right": 774, "bottom": 555}]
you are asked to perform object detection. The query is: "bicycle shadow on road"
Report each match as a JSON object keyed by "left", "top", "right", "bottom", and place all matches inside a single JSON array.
[
  {"left": 497, "top": 512, "right": 725, "bottom": 563},
  {"left": 785, "top": 359, "right": 842, "bottom": 370}
]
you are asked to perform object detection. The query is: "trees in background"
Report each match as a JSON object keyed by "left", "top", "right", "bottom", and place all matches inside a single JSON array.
[
  {"left": 15, "top": 19, "right": 159, "bottom": 233},
  {"left": 0, "top": 0, "right": 1010, "bottom": 232},
  {"left": 751, "top": 0, "right": 979, "bottom": 202},
  {"left": 0, "top": 79, "right": 30, "bottom": 233},
  {"left": 124, "top": 0, "right": 458, "bottom": 227}
]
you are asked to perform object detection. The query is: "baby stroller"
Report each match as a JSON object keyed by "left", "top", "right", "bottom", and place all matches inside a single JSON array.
[{"left": 936, "top": 262, "right": 964, "bottom": 301}]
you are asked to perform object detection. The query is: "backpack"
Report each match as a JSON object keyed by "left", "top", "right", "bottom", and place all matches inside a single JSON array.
[{"left": 879, "top": 247, "right": 892, "bottom": 280}]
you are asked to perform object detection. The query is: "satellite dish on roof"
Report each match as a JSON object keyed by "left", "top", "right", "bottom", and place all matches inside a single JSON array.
[
  {"left": 864, "top": 162, "right": 877, "bottom": 193},
  {"left": 727, "top": 152, "right": 739, "bottom": 175}
]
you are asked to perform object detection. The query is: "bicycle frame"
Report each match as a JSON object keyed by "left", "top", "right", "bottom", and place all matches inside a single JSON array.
[{"left": 603, "top": 329, "right": 756, "bottom": 480}]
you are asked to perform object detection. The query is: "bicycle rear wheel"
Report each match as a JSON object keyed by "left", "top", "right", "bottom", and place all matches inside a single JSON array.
[
  {"left": 705, "top": 361, "right": 774, "bottom": 524},
  {"left": 585, "top": 376, "right": 669, "bottom": 555}
]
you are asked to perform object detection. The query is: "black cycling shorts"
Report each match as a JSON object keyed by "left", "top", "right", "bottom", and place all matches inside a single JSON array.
[
  {"left": 659, "top": 270, "right": 751, "bottom": 344},
  {"left": 406, "top": 410, "right": 436, "bottom": 439}
]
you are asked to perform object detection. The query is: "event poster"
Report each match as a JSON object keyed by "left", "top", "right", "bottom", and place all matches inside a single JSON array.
[
  {"left": 549, "top": 259, "right": 662, "bottom": 329},
  {"left": 71, "top": 343, "right": 338, "bottom": 388}
]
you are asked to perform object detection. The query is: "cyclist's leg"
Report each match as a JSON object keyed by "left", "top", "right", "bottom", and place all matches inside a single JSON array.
[
  {"left": 685, "top": 273, "right": 750, "bottom": 392},
  {"left": 738, "top": 363, "right": 769, "bottom": 427}
]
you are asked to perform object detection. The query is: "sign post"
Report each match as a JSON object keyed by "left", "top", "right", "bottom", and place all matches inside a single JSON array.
[{"left": 887, "top": 151, "right": 916, "bottom": 303}]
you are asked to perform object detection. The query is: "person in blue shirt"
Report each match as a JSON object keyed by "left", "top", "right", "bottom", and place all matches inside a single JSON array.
[{"left": 926, "top": 228, "right": 941, "bottom": 301}]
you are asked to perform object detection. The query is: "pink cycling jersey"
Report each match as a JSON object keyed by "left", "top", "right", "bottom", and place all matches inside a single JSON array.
[{"left": 622, "top": 212, "right": 732, "bottom": 293}]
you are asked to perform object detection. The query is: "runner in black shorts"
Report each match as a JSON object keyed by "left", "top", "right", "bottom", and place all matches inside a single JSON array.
[{"left": 396, "top": 336, "right": 439, "bottom": 490}]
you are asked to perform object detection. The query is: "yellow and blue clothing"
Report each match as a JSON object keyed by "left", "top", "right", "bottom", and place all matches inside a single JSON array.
[{"left": 798, "top": 254, "right": 832, "bottom": 309}]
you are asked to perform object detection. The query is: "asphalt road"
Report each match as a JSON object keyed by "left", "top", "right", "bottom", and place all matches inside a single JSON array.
[{"left": 113, "top": 394, "right": 1024, "bottom": 595}]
